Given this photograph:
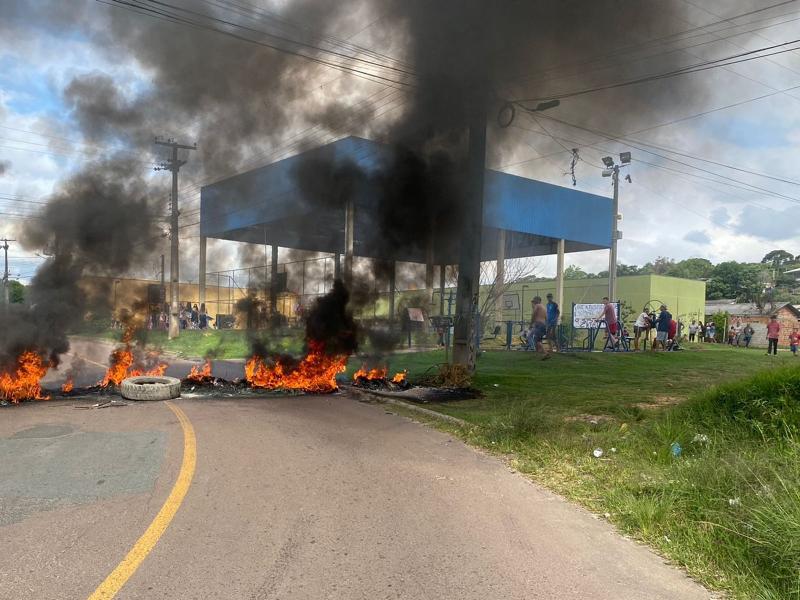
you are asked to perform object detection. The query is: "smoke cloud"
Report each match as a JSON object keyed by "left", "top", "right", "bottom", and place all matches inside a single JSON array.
[{"left": 2, "top": 0, "right": 756, "bottom": 366}]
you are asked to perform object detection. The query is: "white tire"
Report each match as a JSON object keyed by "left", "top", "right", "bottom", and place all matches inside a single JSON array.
[{"left": 120, "top": 376, "right": 181, "bottom": 401}]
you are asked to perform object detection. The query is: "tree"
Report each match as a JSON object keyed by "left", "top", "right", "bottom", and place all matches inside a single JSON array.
[
  {"left": 563, "top": 265, "right": 589, "bottom": 279},
  {"left": 761, "top": 249, "right": 794, "bottom": 269},
  {"left": 706, "top": 261, "right": 762, "bottom": 301},
  {"left": 616, "top": 263, "right": 641, "bottom": 276},
  {"left": 9, "top": 280, "right": 24, "bottom": 303},
  {"left": 666, "top": 258, "right": 714, "bottom": 280},
  {"left": 651, "top": 256, "right": 676, "bottom": 275}
]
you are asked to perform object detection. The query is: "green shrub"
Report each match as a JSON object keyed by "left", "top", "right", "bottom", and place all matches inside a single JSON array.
[{"left": 698, "top": 367, "right": 800, "bottom": 439}]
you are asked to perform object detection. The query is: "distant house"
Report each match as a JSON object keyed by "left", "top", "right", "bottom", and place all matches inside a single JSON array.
[{"left": 705, "top": 300, "right": 800, "bottom": 347}]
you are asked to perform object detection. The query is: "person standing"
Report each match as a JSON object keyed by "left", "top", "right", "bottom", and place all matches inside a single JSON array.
[
  {"left": 707, "top": 322, "right": 716, "bottom": 343},
  {"left": 790, "top": 329, "right": 800, "bottom": 356},
  {"left": 766, "top": 315, "right": 781, "bottom": 356},
  {"left": 698, "top": 320, "right": 706, "bottom": 343},
  {"left": 598, "top": 296, "right": 619, "bottom": 349},
  {"left": 653, "top": 304, "right": 672, "bottom": 351},
  {"left": 688, "top": 320, "right": 698, "bottom": 343},
  {"left": 742, "top": 323, "right": 754, "bottom": 348},
  {"left": 545, "top": 292, "right": 560, "bottom": 351},
  {"left": 531, "top": 296, "right": 551, "bottom": 359},
  {"left": 634, "top": 306, "right": 651, "bottom": 351}
]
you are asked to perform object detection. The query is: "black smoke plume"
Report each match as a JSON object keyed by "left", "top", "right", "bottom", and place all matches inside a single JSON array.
[
  {"left": 0, "top": 159, "right": 156, "bottom": 368},
  {"left": 0, "top": 0, "right": 751, "bottom": 366}
]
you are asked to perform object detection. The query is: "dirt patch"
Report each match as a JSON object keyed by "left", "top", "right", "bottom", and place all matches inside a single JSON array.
[
  {"left": 563, "top": 413, "right": 615, "bottom": 425},
  {"left": 634, "top": 395, "right": 684, "bottom": 410}
]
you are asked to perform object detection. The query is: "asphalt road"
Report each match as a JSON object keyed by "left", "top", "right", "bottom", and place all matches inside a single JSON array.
[{"left": 0, "top": 387, "right": 712, "bottom": 600}]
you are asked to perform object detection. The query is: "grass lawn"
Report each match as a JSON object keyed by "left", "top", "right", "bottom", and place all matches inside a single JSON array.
[
  {"left": 84, "top": 328, "right": 302, "bottom": 359},
  {"left": 380, "top": 345, "right": 800, "bottom": 599}
]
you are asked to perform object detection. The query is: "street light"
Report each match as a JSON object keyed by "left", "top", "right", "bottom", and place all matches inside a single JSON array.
[{"left": 600, "top": 153, "right": 631, "bottom": 303}]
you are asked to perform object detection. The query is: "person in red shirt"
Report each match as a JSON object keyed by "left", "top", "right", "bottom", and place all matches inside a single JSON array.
[
  {"left": 766, "top": 315, "right": 781, "bottom": 356},
  {"left": 790, "top": 329, "right": 800, "bottom": 356}
]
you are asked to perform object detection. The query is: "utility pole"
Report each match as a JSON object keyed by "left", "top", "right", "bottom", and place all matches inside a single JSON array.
[
  {"left": 601, "top": 152, "right": 631, "bottom": 302},
  {"left": 1, "top": 238, "right": 15, "bottom": 306},
  {"left": 155, "top": 137, "right": 196, "bottom": 339},
  {"left": 452, "top": 97, "right": 488, "bottom": 370}
]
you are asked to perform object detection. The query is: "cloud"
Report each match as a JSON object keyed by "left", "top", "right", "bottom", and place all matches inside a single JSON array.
[
  {"left": 735, "top": 205, "right": 800, "bottom": 241},
  {"left": 684, "top": 230, "right": 710, "bottom": 245},
  {"left": 710, "top": 206, "right": 730, "bottom": 226}
]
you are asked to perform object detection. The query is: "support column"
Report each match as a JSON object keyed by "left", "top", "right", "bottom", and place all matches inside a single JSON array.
[
  {"left": 270, "top": 244, "right": 278, "bottom": 315},
  {"left": 425, "top": 236, "right": 435, "bottom": 304},
  {"left": 496, "top": 229, "right": 506, "bottom": 321},
  {"left": 439, "top": 264, "right": 446, "bottom": 316},
  {"left": 388, "top": 261, "right": 396, "bottom": 322},
  {"left": 343, "top": 198, "right": 354, "bottom": 287},
  {"left": 556, "top": 238, "right": 565, "bottom": 321},
  {"left": 198, "top": 236, "right": 207, "bottom": 307}
]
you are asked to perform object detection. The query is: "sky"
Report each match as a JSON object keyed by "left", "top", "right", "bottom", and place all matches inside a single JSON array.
[{"left": 2, "top": 0, "right": 800, "bottom": 285}]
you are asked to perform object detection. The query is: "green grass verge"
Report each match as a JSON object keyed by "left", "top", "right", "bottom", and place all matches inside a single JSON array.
[
  {"left": 380, "top": 345, "right": 800, "bottom": 599},
  {"left": 79, "top": 329, "right": 301, "bottom": 359}
]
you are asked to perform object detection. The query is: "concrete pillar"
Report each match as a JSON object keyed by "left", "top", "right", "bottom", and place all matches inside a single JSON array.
[
  {"left": 439, "top": 264, "right": 446, "bottom": 316},
  {"left": 343, "top": 198, "right": 354, "bottom": 287},
  {"left": 556, "top": 239, "right": 565, "bottom": 321},
  {"left": 496, "top": 229, "right": 506, "bottom": 321},
  {"left": 270, "top": 244, "right": 278, "bottom": 315},
  {"left": 198, "top": 236, "right": 207, "bottom": 306},
  {"left": 425, "top": 236, "right": 435, "bottom": 303},
  {"left": 388, "top": 261, "right": 396, "bottom": 322}
]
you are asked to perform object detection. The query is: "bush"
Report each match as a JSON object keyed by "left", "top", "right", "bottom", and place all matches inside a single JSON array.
[{"left": 696, "top": 367, "right": 800, "bottom": 439}]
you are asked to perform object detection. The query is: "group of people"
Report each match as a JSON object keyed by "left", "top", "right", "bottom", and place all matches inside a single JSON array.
[
  {"left": 684, "top": 319, "right": 724, "bottom": 344},
  {"left": 520, "top": 295, "right": 794, "bottom": 356},
  {"left": 520, "top": 293, "right": 560, "bottom": 358},
  {"left": 179, "top": 302, "right": 211, "bottom": 329}
]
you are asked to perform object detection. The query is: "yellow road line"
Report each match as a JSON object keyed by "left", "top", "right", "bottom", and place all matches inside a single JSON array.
[{"left": 87, "top": 401, "right": 196, "bottom": 600}]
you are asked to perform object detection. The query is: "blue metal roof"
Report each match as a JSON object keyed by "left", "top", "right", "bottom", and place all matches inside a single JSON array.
[{"left": 201, "top": 136, "right": 612, "bottom": 262}]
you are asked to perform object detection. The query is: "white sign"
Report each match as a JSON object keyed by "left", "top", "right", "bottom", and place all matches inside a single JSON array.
[
  {"left": 502, "top": 293, "right": 520, "bottom": 310},
  {"left": 573, "top": 303, "right": 619, "bottom": 329}
]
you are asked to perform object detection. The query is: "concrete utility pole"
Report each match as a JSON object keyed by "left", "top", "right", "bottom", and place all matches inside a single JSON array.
[
  {"left": 608, "top": 165, "right": 620, "bottom": 302},
  {"left": 452, "top": 99, "right": 488, "bottom": 370},
  {"left": 1, "top": 238, "right": 15, "bottom": 306},
  {"left": 601, "top": 152, "right": 630, "bottom": 302},
  {"left": 155, "top": 137, "right": 196, "bottom": 339}
]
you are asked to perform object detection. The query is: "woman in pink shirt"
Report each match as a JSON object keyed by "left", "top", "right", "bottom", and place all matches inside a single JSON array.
[{"left": 766, "top": 315, "right": 781, "bottom": 356}]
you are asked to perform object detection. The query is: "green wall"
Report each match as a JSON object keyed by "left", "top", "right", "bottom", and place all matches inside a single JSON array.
[{"left": 489, "top": 275, "right": 706, "bottom": 326}]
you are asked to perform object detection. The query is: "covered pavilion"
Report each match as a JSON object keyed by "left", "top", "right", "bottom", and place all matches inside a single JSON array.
[{"left": 199, "top": 136, "right": 613, "bottom": 318}]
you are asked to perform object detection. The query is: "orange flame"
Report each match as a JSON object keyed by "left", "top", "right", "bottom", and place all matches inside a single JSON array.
[
  {"left": 61, "top": 378, "right": 74, "bottom": 393},
  {"left": 391, "top": 370, "right": 408, "bottom": 384},
  {"left": 186, "top": 360, "right": 213, "bottom": 382},
  {"left": 245, "top": 341, "right": 346, "bottom": 393},
  {"left": 99, "top": 334, "right": 167, "bottom": 387},
  {"left": 352, "top": 365, "right": 388, "bottom": 381},
  {"left": 0, "top": 351, "right": 50, "bottom": 403}
]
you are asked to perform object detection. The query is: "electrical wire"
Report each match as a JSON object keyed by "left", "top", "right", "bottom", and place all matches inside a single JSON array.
[
  {"left": 100, "top": 0, "right": 415, "bottom": 89},
  {"left": 513, "top": 38, "right": 800, "bottom": 104}
]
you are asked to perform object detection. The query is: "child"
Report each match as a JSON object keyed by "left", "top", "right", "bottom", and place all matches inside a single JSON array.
[{"left": 790, "top": 330, "right": 800, "bottom": 356}]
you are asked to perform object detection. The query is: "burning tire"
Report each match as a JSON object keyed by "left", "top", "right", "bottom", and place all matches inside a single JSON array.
[{"left": 120, "top": 376, "right": 181, "bottom": 401}]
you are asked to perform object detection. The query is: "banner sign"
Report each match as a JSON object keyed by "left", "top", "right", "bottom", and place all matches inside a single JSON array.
[{"left": 573, "top": 302, "right": 619, "bottom": 329}]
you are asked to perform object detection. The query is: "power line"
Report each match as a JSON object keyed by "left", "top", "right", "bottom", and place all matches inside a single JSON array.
[
  {"left": 531, "top": 112, "right": 800, "bottom": 204},
  {"left": 503, "top": 1, "right": 800, "bottom": 89},
  {"left": 100, "top": 0, "right": 415, "bottom": 89},
  {"left": 513, "top": 37, "right": 800, "bottom": 104}
]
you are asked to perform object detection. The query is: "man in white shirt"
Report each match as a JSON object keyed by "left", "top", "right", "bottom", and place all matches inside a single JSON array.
[{"left": 633, "top": 306, "right": 651, "bottom": 351}]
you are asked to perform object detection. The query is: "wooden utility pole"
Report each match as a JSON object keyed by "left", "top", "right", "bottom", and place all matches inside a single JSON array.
[{"left": 155, "top": 137, "right": 196, "bottom": 339}]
